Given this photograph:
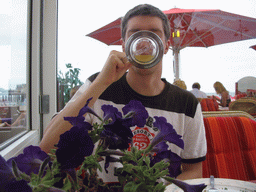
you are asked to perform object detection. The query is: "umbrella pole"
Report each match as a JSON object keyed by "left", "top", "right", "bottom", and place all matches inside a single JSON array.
[{"left": 173, "top": 49, "right": 180, "bottom": 80}]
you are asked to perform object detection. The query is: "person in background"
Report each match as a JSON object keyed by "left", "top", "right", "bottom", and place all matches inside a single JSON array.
[
  {"left": 190, "top": 82, "right": 207, "bottom": 98},
  {"left": 40, "top": 4, "right": 206, "bottom": 181},
  {"left": 213, "top": 81, "right": 231, "bottom": 107},
  {"left": 173, "top": 79, "right": 187, "bottom": 90},
  {"left": 0, "top": 112, "right": 26, "bottom": 127}
]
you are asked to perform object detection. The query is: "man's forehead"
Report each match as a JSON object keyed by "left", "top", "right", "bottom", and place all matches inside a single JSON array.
[
  {"left": 127, "top": 16, "right": 163, "bottom": 26},
  {"left": 126, "top": 16, "right": 164, "bottom": 32}
]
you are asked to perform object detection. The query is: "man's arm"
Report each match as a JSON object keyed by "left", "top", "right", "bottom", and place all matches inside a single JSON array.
[
  {"left": 39, "top": 51, "right": 131, "bottom": 153},
  {"left": 176, "top": 162, "right": 202, "bottom": 180}
]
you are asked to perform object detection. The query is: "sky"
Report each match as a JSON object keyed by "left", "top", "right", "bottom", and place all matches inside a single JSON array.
[
  {"left": 0, "top": 0, "right": 27, "bottom": 91},
  {"left": 58, "top": 0, "right": 256, "bottom": 95}
]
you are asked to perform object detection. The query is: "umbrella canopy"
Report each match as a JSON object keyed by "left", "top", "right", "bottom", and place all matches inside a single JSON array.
[
  {"left": 87, "top": 8, "right": 256, "bottom": 79},
  {"left": 250, "top": 45, "right": 256, "bottom": 51}
]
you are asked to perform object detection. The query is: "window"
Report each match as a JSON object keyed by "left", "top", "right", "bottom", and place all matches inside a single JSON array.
[
  {"left": 0, "top": 0, "right": 29, "bottom": 149},
  {"left": 0, "top": 0, "right": 58, "bottom": 158}
]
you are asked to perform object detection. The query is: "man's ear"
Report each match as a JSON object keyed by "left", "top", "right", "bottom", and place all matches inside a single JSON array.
[{"left": 164, "top": 39, "right": 171, "bottom": 54}]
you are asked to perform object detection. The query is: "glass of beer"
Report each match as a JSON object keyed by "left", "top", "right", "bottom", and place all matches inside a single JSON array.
[{"left": 125, "top": 31, "right": 164, "bottom": 69}]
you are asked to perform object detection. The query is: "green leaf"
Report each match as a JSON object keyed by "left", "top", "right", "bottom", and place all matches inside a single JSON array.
[
  {"left": 137, "top": 156, "right": 144, "bottom": 166},
  {"left": 38, "top": 157, "right": 51, "bottom": 179},
  {"left": 66, "top": 63, "right": 72, "bottom": 68},
  {"left": 162, "top": 176, "right": 174, "bottom": 184},
  {"left": 11, "top": 160, "right": 21, "bottom": 180},
  {"left": 153, "top": 182, "right": 166, "bottom": 192},
  {"left": 79, "top": 155, "right": 102, "bottom": 175},
  {"left": 124, "top": 181, "right": 143, "bottom": 192},
  {"left": 61, "top": 179, "right": 72, "bottom": 192},
  {"left": 19, "top": 172, "right": 31, "bottom": 182},
  {"left": 123, "top": 164, "right": 135, "bottom": 174}
]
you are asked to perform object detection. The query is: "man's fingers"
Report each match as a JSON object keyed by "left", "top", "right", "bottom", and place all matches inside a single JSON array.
[{"left": 120, "top": 56, "right": 129, "bottom": 64}]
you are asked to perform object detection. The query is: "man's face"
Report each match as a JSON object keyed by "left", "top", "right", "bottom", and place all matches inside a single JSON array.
[{"left": 122, "top": 16, "right": 170, "bottom": 54}]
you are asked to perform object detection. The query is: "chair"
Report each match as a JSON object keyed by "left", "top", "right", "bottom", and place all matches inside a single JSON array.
[
  {"left": 200, "top": 98, "right": 219, "bottom": 111},
  {"left": 247, "top": 89, "right": 256, "bottom": 97},
  {"left": 229, "top": 99, "right": 256, "bottom": 117},
  {"left": 202, "top": 113, "right": 256, "bottom": 181},
  {"left": 203, "top": 111, "right": 255, "bottom": 120},
  {"left": 235, "top": 93, "right": 247, "bottom": 100}
]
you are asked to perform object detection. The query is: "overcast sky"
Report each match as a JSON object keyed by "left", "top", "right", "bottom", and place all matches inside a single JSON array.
[{"left": 0, "top": 0, "right": 27, "bottom": 91}]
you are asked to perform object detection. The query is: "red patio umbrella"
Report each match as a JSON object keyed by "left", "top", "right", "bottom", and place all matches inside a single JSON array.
[
  {"left": 250, "top": 45, "right": 256, "bottom": 51},
  {"left": 87, "top": 8, "right": 256, "bottom": 79}
]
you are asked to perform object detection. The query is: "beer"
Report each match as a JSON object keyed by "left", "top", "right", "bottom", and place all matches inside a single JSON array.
[{"left": 135, "top": 55, "right": 154, "bottom": 63}]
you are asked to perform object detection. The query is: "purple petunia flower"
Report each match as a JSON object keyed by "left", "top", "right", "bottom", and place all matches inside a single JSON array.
[
  {"left": 0, "top": 155, "right": 32, "bottom": 192},
  {"left": 151, "top": 150, "right": 182, "bottom": 178},
  {"left": 152, "top": 141, "right": 168, "bottom": 153},
  {"left": 102, "top": 117, "right": 133, "bottom": 150},
  {"left": 101, "top": 115, "right": 133, "bottom": 149},
  {"left": 0, "top": 155, "right": 15, "bottom": 191},
  {"left": 4, "top": 179, "right": 32, "bottom": 192},
  {"left": 77, "top": 97, "right": 100, "bottom": 119},
  {"left": 64, "top": 98, "right": 97, "bottom": 130},
  {"left": 151, "top": 116, "right": 184, "bottom": 149},
  {"left": 169, "top": 178, "right": 207, "bottom": 192},
  {"left": 7, "top": 145, "right": 49, "bottom": 176},
  {"left": 64, "top": 116, "right": 92, "bottom": 131},
  {"left": 101, "top": 104, "right": 122, "bottom": 122},
  {"left": 122, "top": 100, "right": 149, "bottom": 127},
  {"left": 56, "top": 126, "right": 94, "bottom": 169}
]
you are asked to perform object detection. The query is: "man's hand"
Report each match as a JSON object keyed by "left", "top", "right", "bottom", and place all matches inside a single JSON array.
[
  {"left": 176, "top": 162, "right": 202, "bottom": 180},
  {"left": 96, "top": 50, "right": 132, "bottom": 86}
]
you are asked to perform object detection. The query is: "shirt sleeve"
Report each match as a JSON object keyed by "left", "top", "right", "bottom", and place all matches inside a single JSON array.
[{"left": 181, "top": 103, "right": 207, "bottom": 163}]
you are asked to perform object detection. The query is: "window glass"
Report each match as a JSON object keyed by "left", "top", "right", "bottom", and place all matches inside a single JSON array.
[{"left": 0, "top": 0, "right": 29, "bottom": 147}]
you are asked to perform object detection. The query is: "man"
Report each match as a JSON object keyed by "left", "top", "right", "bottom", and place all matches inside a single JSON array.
[
  {"left": 40, "top": 4, "right": 206, "bottom": 181},
  {"left": 190, "top": 82, "right": 208, "bottom": 98}
]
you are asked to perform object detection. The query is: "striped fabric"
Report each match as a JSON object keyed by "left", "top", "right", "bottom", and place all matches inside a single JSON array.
[
  {"left": 202, "top": 116, "right": 256, "bottom": 181},
  {"left": 200, "top": 98, "right": 219, "bottom": 111}
]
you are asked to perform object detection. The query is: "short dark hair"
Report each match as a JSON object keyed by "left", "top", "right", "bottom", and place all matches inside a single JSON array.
[
  {"left": 192, "top": 83, "right": 201, "bottom": 89},
  {"left": 121, "top": 4, "right": 170, "bottom": 41}
]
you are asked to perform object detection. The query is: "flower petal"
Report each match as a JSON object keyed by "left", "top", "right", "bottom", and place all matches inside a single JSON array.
[
  {"left": 7, "top": 146, "right": 49, "bottom": 175},
  {"left": 152, "top": 141, "right": 168, "bottom": 153},
  {"left": 64, "top": 116, "right": 92, "bottom": 130},
  {"left": 0, "top": 155, "right": 14, "bottom": 191},
  {"left": 56, "top": 126, "right": 94, "bottom": 169},
  {"left": 101, "top": 104, "right": 122, "bottom": 122},
  {"left": 4, "top": 179, "right": 32, "bottom": 192},
  {"left": 122, "top": 100, "right": 149, "bottom": 127},
  {"left": 64, "top": 98, "right": 100, "bottom": 128},
  {"left": 78, "top": 97, "right": 100, "bottom": 118},
  {"left": 102, "top": 117, "right": 133, "bottom": 150},
  {"left": 169, "top": 178, "right": 207, "bottom": 192},
  {"left": 152, "top": 116, "right": 184, "bottom": 149},
  {"left": 151, "top": 150, "right": 182, "bottom": 178}
]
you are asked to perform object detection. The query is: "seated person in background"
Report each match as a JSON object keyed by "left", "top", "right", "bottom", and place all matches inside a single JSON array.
[
  {"left": 39, "top": 4, "right": 206, "bottom": 181},
  {"left": 213, "top": 81, "right": 231, "bottom": 107},
  {"left": 0, "top": 112, "right": 26, "bottom": 127},
  {"left": 190, "top": 82, "right": 207, "bottom": 98},
  {"left": 173, "top": 79, "right": 187, "bottom": 90}
]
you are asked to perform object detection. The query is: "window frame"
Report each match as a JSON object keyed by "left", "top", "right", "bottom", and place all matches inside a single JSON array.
[{"left": 0, "top": 0, "right": 58, "bottom": 159}]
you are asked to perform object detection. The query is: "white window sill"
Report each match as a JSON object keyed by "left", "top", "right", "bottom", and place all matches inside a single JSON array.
[{"left": 0, "top": 130, "right": 39, "bottom": 160}]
